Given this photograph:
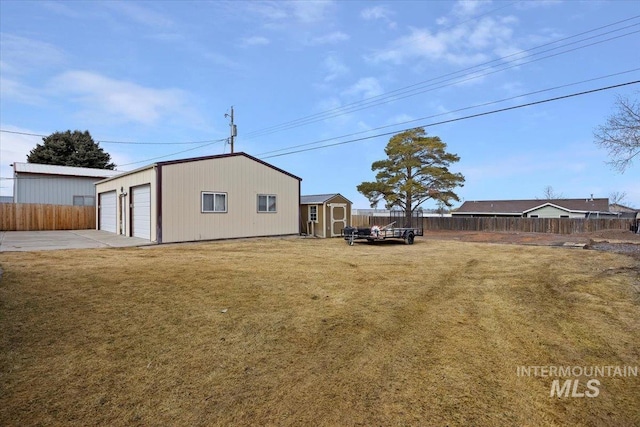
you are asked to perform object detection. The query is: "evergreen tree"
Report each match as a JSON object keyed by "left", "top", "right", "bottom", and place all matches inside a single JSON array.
[{"left": 27, "top": 130, "right": 115, "bottom": 169}]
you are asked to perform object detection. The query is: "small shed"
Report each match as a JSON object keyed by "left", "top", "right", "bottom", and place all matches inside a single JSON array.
[
  {"left": 300, "top": 193, "right": 352, "bottom": 238},
  {"left": 95, "top": 152, "right": 301, "bottom": 243}
]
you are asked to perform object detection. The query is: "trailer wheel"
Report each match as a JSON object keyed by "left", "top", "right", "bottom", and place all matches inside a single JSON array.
[{"left": 405, "top": 232, "right": 415, "bottom": 245}]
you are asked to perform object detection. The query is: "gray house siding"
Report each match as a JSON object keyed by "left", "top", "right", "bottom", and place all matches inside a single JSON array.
[{"left": 14, "top": 173, "right": 100, "bottom": 206}]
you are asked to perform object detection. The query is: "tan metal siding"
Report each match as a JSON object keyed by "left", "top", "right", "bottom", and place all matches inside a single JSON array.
[
  {"left": 95, "top": 167, "right": 157, "bottom": 241},
  {"left": 161, "top": 156, "right": 299, "bottom": 243}
]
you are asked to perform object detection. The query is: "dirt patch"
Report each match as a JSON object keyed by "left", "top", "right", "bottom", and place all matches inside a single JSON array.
[
  {"left": 424, "top": 229, "right": 640, "bottom": 246},
  {"left": 586, "top": 242, "right": 640, "bottom": 260},
  {"left": 423, "top": 230, "right": 589, "bottom": 246}
]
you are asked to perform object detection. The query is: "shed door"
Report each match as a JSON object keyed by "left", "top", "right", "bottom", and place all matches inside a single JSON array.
[
  {"left": 99, "top": 191, "right": 117, "bottom": 233},
  {"left": 132, "top": 185, "right": 151, "bottom": 240},
  {"left": 330, "top": 203, "right": 347, "bottom": 237}
]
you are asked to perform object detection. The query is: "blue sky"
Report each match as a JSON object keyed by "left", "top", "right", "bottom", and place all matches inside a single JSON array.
[{"left": 1, "top": 0, "right": 639, "bottom": 208}]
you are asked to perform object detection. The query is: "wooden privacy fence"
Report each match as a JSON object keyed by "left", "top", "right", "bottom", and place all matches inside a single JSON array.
[
  {"left": 350, "top": 215, "right": 636, "bottom": 235},
  {"left": 0, "top": 203, "right": 96, "bottom": 231}
]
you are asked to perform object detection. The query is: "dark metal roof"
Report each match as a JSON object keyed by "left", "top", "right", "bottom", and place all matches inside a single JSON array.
[
  {"left": 300, "top": 193, "right": 352, "bottom": 204},
  {"left": 454, "top": 198, "right": 610, "bottom": 214},
  {"left": 96, "top": 152, "right": 301, "bottom": 184}
]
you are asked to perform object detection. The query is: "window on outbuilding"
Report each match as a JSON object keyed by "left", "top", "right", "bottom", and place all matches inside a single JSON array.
[
  {"left": 73, "top": 195, "right": 95, "bottom": 206},
  {"left": 258, "top": 195, "right": 277, "bottom": 213},
  {"left": 309, "top": 205, "right": 318, "bottom": 222},
  {"left": 202, "top": 192, "right": 227, "bottom": 213}
]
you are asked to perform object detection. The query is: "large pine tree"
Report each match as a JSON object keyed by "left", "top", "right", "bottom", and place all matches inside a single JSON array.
[
  {"left": 357, "top": 127, "right": 465, "bottom": 225},
  {"left": 27, "top": 130, "right": 115, "bottom": 169}
]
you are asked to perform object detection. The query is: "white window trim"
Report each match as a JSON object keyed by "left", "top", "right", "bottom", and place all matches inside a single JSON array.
[
  {"left": 258, "top": 194, "right": 277, "bottom": 213},
  {"left": 201, "top": 191, "right": 228, "bottom": 213},
  {"left": 308, "top": 205, "right": 318, "bottom": 222}
]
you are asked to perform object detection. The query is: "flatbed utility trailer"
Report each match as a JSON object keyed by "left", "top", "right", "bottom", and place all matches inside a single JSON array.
[{"left": 342, "top": 210, "right": 424, "bottom": 246}]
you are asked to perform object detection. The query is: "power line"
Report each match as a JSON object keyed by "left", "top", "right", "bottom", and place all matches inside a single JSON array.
[
  {"left": 259, "top": 80, "right": 640, "bottom": 160},
  {"left": 0, "top": 129, "right": 226, "bottom": 145},
  {"left": 0, "top": 136, "right": 226, "bottom": 176},
  {"left": 246, "top": 27, "right": 640, "bottom": 139},
  {"left": 243, "top": 15, "right": 640, "bottom": 139},
  {"left": 117, "top": 139, "right": 227, "bottom": 167},
  {"left": 2, "top": 81, "right": 638, "bottom": 181},
  {"left": 3, "top": 18, "right": 636, "bottom": 150},
  {"left": 256, "top": 69, "right": 640, "bottom": 157}
]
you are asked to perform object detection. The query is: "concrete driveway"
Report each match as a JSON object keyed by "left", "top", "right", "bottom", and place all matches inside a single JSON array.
[{"left": 0, "top": 230, "right": 152, "bottom": 252}]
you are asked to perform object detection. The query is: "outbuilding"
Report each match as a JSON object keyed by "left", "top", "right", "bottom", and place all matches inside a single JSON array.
[
  {"left": 300, "top": 193, "right": 352, "bottom": 238},
  {"left": 95, "top": 152, "right": 301, "bottom": 243},
  {"left": 13, "top": 162, "right": 121, "bottom": 206}
]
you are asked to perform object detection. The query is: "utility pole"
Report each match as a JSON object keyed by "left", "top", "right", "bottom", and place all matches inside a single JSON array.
[{"left": 225, "top": 106, "right": 237, "bottom": 153}]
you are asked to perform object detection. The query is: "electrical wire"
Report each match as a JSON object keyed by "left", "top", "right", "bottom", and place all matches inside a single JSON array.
[
  {"left": 2, "top": 80, "right": 637, "bottom": 181},
  {"left": 0, "top": 129, "right": 226, "bottom": 146},
  {"left": 3, "top": 18, "right": 637, "bottom": 147},
  {"left": 243, "top": 16, "right": 640, "bottom": 139},
  {"left": 256, "top": 69, "right": 640, "bottom": 157},
  {"left": 117, "top": 139, "right": 227, "bottom": 167},
  {"left": 258, "top": 80, "right": 640, "bottom": 160}
]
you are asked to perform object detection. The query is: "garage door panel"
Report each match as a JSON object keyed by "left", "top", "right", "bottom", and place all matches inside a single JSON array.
[
  {"left": 99, "top": 191, "right": 117, "bottom": 233},
  {"left": 132, "top": 185, "right": 151, "bottom": 240}
]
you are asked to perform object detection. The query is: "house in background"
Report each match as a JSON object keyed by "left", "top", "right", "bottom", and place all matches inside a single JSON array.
[
  {"left": 452, "top": 198, "right": 617, "bottom": 218},
  {"left": 609, "top": 203, "right": 638, "bottom": 218},
  {"left": 95, "top": 152, "right": 301, "bottom": 243},
  {"left": 300, "top": 193, "right": 352, "bottom": 238},
  {"left": 13, "top": 162, "right": 121, "bottom": 206}
]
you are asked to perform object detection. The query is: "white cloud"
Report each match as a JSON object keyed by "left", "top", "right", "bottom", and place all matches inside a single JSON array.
[
  {"left": 0, "top": 34, "right": 66, "bottom": 75},
  {"left": 452, "top": 0, "right": 492, "bottom": 18},
  {"left": 49, "top": 71, "right": 196, "bottom": 126},
  {"left": 41, "top": 1, "right": 82, "bottom": 18},
  {"left": 103, "top": 1, "right": 173, "bottom": 28},
  {"left": 368, "top": 13, "right": 520, "bottom": 67},
  {"left": 241, "top": 36, "right": 270, "bottom": 47},
  {"left": 323, "top": 54, "right": 349, "bottom": 82},
  {"left": 290, "top": 1, "right": 335, "bottom": 23},
  {"left": 361, "top": 5, "right": 391, "bottom": 21},
  {"left": 309, "top": 31, "right": 349, "bottom": 45},
  {"left": 343, "top": 77, "right": 383, "bottom": 99},
  {"left": 515, "top": 0, "right": 562, "bottom": 10},
  {"left": 0, "top": 77, "right": 46, "bottom": 105},
  {"left": 247, "top": 0, "right": 335, "bottom": 25}
]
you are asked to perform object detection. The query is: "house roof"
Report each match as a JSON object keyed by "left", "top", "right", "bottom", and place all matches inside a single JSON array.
[
  {"left": 13, "top": 162, "right": 122, "bottom": 178},
  {"left": 454, "top": 198, "right": 610, "bottom": 215},
  {"left": 609, "top": 203, "right": 638, "bottom": 213},
  {"left": 300, "top": 193, "right": 352, "bottom": 204},
  {"left": 96, "top": 152, "right": 302, "bottom": 184}
]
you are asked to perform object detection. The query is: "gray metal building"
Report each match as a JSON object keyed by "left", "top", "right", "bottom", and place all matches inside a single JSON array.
[{"left": 13, "top": 162, "right": 122, "bottom": 206}]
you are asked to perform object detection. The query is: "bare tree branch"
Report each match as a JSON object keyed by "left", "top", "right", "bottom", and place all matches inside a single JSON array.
[{"left": 594, "top": 93, "right": 640, "bottom": 173}]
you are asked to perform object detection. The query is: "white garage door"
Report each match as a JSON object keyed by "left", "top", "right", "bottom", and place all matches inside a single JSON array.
[
  {"left": 132, "top": 185, "right": 151, "bottom": 240},
  {"left": 99, "top": 191, "right": 117, "bottom": 233}
]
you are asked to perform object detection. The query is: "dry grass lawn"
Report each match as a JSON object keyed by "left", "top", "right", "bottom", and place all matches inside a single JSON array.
[{"left": 1, "top": 237, "right": 639, "bottom": 426}]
